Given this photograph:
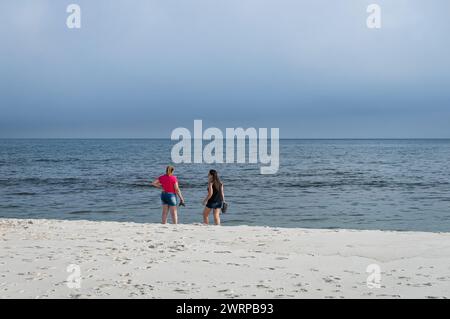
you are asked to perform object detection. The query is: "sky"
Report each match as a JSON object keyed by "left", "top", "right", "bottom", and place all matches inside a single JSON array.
[{"left": 0, "top": 0, "right": 449, "bottom": 138}]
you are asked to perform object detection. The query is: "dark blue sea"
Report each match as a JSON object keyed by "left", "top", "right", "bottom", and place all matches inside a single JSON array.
[{"left": 1, "top": 139, "right": 450, "bottom": 232}]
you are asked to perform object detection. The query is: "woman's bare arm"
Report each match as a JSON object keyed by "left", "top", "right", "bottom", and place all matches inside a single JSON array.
[
  {"left": 221, "top": 184, "right": 225, "bottom": 202},
  {"left": 151, "top": 179, "right": 161, "bottom": 188},
  {"left": 174, "top": 182, "right": 184, "bottom": 203},
  {"left": 203, "top": 183, "right": 213, "bottom": 205}
]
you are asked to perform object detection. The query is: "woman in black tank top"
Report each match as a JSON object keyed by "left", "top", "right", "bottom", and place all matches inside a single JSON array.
[{"left": 202, "top": 169, "right": 225, "bottom": 225}]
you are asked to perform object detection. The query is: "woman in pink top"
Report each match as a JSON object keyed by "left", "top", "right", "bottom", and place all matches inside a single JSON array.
[{"left": 151, "top": 166, "right": 185, "bottom": 224}]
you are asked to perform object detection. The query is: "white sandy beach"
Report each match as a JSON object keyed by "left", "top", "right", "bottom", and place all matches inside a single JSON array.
[{"left": 1, "top": 218, "right": 449, "bottom": 299}]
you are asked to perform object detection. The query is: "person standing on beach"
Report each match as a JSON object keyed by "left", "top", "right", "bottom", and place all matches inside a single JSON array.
[
  {"left": 202, "top": 169, "right": 225, "bottom": 225},
  {"left": 152, "top": 166, "right": 185, "bottom": 224}
]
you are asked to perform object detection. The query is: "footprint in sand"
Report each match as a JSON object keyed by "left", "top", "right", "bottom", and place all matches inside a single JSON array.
[
  {"left": 174, "top": 288, "right": 189, "bottom": 294},
  {"left": 260, "top": 267, "right": 276, "bottom": 271},
  {"left": 256, "top": 284, "right": 270, "bottom": 289}
]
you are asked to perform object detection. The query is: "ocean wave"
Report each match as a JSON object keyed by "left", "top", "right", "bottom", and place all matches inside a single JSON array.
[
  {"left": 34, "top": 158, "right": 79, "bottom": 163},
  {"left": 289, "top": 217, "right": 329, "bottom": 222},
  {"left": 68, "top": 210, "right": 92, "bottom": 215},
  {"left": 68, "top": 210, "right": 117, "bottom": 215},
  {"left": 272, "top": 180, "right": 450, "bottom": 189},
  {"left": 8, "top": 192, "right": 36, "bottom": 196}
]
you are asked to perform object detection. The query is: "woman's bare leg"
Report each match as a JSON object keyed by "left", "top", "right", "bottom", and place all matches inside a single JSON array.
[
  {"left": 170, "top": 206, "right": 178, "bottom": 224},
  {"left": 161, "top": 205, "right": 169, "bottom": 224},
  {"left": 213, "top": 208, "right": 221, "bottom": 225},
  {"left": 203, "top": 207, "right": 212, "bottom": 224}
]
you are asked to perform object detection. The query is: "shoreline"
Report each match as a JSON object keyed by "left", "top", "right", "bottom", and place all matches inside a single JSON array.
[
  {"left": 1, "top": 218, "right": 450, "bottom": 299},
  {"left": 2, "top": 217, "right": 446, "bottom": 234}
]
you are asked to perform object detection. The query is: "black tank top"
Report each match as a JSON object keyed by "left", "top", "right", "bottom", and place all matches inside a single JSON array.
[{"left": 207, "top": 182, "right": 222, "bottom": 204}]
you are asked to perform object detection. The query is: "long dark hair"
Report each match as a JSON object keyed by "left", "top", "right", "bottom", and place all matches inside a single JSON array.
[{"left": 209, "top": 169, "right": 222, "bottom": 190}]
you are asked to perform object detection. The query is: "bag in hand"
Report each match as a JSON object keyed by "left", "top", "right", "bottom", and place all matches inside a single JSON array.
[{"left": 221, "top": 202, "right": 228, "bottom": 214}]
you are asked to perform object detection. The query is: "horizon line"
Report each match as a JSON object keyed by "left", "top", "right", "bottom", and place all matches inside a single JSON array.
[{"left": 1, "top": 137, "right": 450, "bottom": 140}]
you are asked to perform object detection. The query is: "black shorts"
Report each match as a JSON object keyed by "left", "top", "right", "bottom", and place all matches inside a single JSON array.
[{"left": 206, "top": 201, "right": 222, "bottom": 209}]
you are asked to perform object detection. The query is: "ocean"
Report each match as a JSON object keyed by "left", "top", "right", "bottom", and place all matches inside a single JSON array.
[{"left": 1, "top": 139, "right": 449, "bottom": 232}]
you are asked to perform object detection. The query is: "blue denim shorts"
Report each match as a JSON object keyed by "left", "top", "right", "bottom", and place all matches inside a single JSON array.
[
  {"left": 206, "top": 201, "right": 223, "bottom": 209},
  {"left": 161, "top": 192, "right": 177, "bottom": 206}
]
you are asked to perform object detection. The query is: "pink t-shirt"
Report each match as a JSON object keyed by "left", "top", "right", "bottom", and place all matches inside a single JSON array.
[{"left": 159, "top": 174, "right": 178, "bottom": 193}]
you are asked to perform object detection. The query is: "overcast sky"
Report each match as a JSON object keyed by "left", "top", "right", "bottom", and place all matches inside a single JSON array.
[{"left": 1, "top": 0, "right": 449, "bottom": 138}]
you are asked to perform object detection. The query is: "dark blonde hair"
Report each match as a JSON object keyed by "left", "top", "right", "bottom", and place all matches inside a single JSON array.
[{"left": 166, "top": 165, "right": 175, "bottom": 176}]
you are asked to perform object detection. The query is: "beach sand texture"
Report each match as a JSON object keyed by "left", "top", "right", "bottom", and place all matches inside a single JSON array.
[{"left": 1, "top": 218, "right": 449, "bottom": 299}]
